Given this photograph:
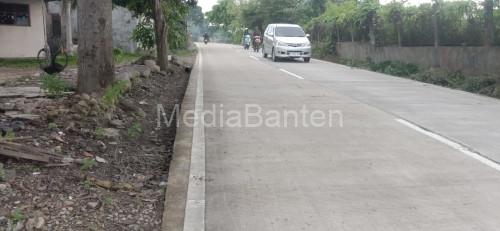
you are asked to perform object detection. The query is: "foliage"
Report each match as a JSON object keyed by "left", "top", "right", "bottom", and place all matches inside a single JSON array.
[
  {"left": 10, "top": 209, "right": 24, "bottom": 225},
  {"left": 94, "top": 127, "right": 105, "bottom": 138},
  {"left": 41, "top": 74, "right": 68, "bottom": 97},
  {"left": 81, "top": 158, "right": 97, "bottom": 171},
  {"left": 0, "top": 164, "right": 5, "bottom": 182},
  {"left": 115, "top": 0, "right": 197, "bottom": 51},
  {"left": 48, "top": 123, "right": 58, "bottom": 130},
  {"left": 132, "top": 19, "right": 156, "bottom": 50},
  {"left": 369, "top": 60, "right": 420, "bottom": 76},
  {"left": 102, "top": 80, "right": 129, "bottom": 108},
  {"left": 127, "top": 122, "right": 143, "bottom": 139}
]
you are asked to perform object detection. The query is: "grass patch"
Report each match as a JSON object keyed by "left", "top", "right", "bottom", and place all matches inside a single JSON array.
[
  {"left": 102, "top": 80, "right": 129, "bottom": 108},
  {"left": 127, "top": 122, "right": 143, "bottom": 139},
  {"left": 10, "top": 209, "right": 24, "bottom": 225},
  {"left": 172, "top": 49, "right": 196, "bottom": 57},
  {"left": 81, "top": 158, "right": 97, "bottom": 171},
  {"left": 0, "top": 52, "right": 140, "bottom": 69},
  {"left": 336, "top": 58, "right": 499, "bottom": 98},
  {"left": 41, "top": 74, "right": 68, "bottom": 97},
  {"left": 0, "top": 163, "right": 5, "bottom": 181}
]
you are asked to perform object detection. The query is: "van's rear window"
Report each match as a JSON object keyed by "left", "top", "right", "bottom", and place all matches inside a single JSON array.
[{"left": 275, "top": 27, "right": 305, "bottom": 37}]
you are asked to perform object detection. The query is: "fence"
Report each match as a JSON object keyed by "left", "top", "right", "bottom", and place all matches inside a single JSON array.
[{"left": 336, "top": 42, "right": 500, "bottom": 75}]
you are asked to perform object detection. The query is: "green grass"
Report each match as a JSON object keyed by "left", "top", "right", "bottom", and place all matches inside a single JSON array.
[
  {"left": 172, "top": 49, "right": 196, "bottom": 57},
  {"left": 41, "top": 74, "right": 69, "bottom": 97},
  {"left": 0, "top": 52, "right": 140, "bottom": 69},
  {"left": 102, "top": 80, "right": 129, "bottom": 108}
]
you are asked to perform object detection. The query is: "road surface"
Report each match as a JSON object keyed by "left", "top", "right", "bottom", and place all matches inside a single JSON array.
[{"left": 193, "top": 43, "right": 500, "bottom": 231}]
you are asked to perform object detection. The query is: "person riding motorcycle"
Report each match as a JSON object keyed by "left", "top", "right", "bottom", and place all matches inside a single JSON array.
[
  {"left": 203, "top": 33, "right": 210, "bottom": 44},
  {"left": 243, "top": 34, "right": 251, "bottom": 50},
  {"left": 252, "top": 31, "right": 262, "bottom": 52}
]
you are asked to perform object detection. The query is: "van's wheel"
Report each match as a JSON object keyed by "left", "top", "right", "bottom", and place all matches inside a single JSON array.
[
  {"left": 263, "top": 46, "right": 268, "bottom": 58},
  {"left": 304, "top": 57, "right": 311, "bottom": 63},
  {"left": 272, "top": 48, "right": 278, "bottom": 62}
]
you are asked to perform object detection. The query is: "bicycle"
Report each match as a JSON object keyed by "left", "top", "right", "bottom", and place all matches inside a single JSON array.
[{"left": 37, "top": 40, "right": 69, "bottom": 75}]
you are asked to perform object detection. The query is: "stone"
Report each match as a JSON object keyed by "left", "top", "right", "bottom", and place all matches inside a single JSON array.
[
  {"left": 110, "top": 119, "right": 125, "bottom": 128},
  {"left": 81, "top": 93, "right": 91, "bottom": 101},
  {"left": 14, "top": 221, "right": 24, "bottom": 231},
  {"left": 25, "top": 218, "right": 36, "bottom": 231},
  {"left": 35, "top": 217, "right": 45, "bottom": 229},
  {"left": 5, "top": 112, "right": 40, "bottom": 121},
  {"left": 0, "top": 184, "right": 8, "bottom": 191},
  {"left": 0, "top": 102, "right": 15, "bottom": 111},
  {"left": 144, "top": 60, "right": 161, "bottom": 73},
  {"left": 87, "top": 202, "right": 99, "bottom": 209},
  {"left": 64, "top": 200, "right": 75, "bottom": 206},
  {"left": 102, "top": 128, "right": 120, "bottom": 139}
]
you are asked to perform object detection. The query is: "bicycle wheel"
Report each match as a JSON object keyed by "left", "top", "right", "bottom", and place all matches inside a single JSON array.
[
  {"left": 53, "top": 50, "right": 69, "bottom": 69},
  {"left": 37, "top": 48, "right": 50, "bottom": 70}
]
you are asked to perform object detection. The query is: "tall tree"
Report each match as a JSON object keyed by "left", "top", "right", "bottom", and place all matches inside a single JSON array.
[
  {"left": 155, "top": 0, "right": 168, "bottom": 71},
  {"left": 60, "top": 0, "right": 73, "bottom": 53},
  {"left": 77, "top": 0, "right": 114, "bottom": 93},
  {"left": 431, "top": 0, "right": 440, "bottom": 66},
  {"left": 483, "top": 0, "right": 495, "bottom": 46}
]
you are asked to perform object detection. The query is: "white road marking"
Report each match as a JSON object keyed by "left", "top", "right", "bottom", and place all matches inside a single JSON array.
[
  {"left": 279, "top": 68, "right": 305, "bottom": 80},
  {"left": 249, "top": 55, "right": 259, "bottom": 61},
  {"left": 183, "top": 49, "right": 206, "bottom": 231},
  {"left": 396, "top": 118, "right": 500, "bottom": 172}
]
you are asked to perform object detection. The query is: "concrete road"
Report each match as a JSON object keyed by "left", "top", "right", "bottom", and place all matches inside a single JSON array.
[{"left": 196, "top": 43, "right": 500, "bottom": 231}]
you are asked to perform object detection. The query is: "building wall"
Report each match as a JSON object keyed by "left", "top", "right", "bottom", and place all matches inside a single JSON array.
[
  {"left": 111, "top": 6, "right": 138, "bottom": 53},
  {"left": 336, "top": 42, "right": 500, "bottom": 75},
  {"left": 0, "top": 0, "right": 46, "bottom": 58}
]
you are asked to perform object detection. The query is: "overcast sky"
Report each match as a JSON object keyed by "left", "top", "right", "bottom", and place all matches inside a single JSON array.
[{"left": 199, "top": 0, "right": 218, "bottom": 13}]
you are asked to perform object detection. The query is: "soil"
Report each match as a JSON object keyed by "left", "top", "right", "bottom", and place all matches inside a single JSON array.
[{"left": 0, "top": 57, "right": 193, "bottom": 230}]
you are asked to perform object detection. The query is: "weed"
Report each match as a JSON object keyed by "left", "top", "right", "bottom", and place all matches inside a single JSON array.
[
  {"left": 83, "top": 179, "right": 94, "bottom": 189},
  {"left": 94, "top": 127, "right": 105, "bottom": 138},
  {"left": 10, "top": 209, "right": 24, "bottom": 224},
  {"left": 1, "top": 129, "right": 15, "bottom": 141},
  {"left": 102, "top": 80, "right": 129, "bottom": 108},
  {"left": 41, "top": 74, "right": 68, "bottom": 97},
  {"left": 127, "top": 122, "right": 143, "bottom": 139},
  {"left": 0, "top": 163, "right": 5, "bottom": 181},
  {"left": 103, "top": 196, "right": 113, "bottom": 206},
  {"left": 48, "top": 122, "right": 58, "bottom": 130},
  {"left": 81, "top": 158, "right": 97, "bottom": 171}
]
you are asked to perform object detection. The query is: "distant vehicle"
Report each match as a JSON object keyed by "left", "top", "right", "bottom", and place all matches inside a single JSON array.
[{"left": 262, "top": 24, "right": 311, "bottom": 63}]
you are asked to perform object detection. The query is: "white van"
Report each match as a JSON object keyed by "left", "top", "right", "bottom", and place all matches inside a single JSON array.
[{"left": 262, "top": 24, "right": 312, "bottom": 63}]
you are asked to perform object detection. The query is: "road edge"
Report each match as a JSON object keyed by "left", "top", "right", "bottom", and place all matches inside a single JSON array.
[{"left": 161, "top": 51, "right": 200, "bottom": 231}]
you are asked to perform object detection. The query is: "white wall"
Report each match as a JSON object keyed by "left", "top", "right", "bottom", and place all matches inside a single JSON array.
[{"left": 0, "top": 0, "right": 46, "bottom": 58}]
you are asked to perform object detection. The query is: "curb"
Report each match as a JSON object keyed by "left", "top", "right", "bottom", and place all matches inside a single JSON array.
[{"left": 161, "top": 52, "right": 200, "bottom": 231}]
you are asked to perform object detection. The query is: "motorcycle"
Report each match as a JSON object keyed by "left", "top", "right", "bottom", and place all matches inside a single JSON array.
[
  {"left": 204, "top": 37, "right": 209, "bottom": 44},
  {"left": 253, "top": 36, "right": 261, "bottom": 52}
]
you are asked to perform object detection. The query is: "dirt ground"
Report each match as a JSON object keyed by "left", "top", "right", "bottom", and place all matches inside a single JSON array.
[{"left": 0, "top": 56, "right": 194, "bottom": 230}]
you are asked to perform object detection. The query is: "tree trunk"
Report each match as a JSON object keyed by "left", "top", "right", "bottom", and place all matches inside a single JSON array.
[
  {"left": 77, "top": 0, "right": 114, "bottom": 94},
  {"left": 60, "top": 0, "right": 73, "bottom": 53},
  {"left": 368, "top": 13, "right": 376, "bottom": 46},
  {"left": 350, "top": 24, "right": 355, "bottom": 42},
  {"left": 432, "top": 1, "right": 440, "bottom": 67},
  {"left": 396, "top": 22, "right": 402, "bottom": 47},
  {"left": 484, "top": 0, "right": 494, "bottom": 47},
  {"left": 155, "top": 0, "right": 168, "bottom": 71}
]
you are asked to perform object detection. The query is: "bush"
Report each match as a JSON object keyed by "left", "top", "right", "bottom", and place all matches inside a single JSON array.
[{"left": 369, "top": 61, "right": 420, "bottom": 77}]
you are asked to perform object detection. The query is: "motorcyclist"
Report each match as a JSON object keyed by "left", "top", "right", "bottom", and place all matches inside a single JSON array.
[{"left": 203, "top": 32, "right": 210, "bottom": 43}]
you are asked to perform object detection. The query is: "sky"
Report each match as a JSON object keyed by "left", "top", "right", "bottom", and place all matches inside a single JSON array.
[{"left": 199, "top": 0, "right": 218, "bottom": 13}]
